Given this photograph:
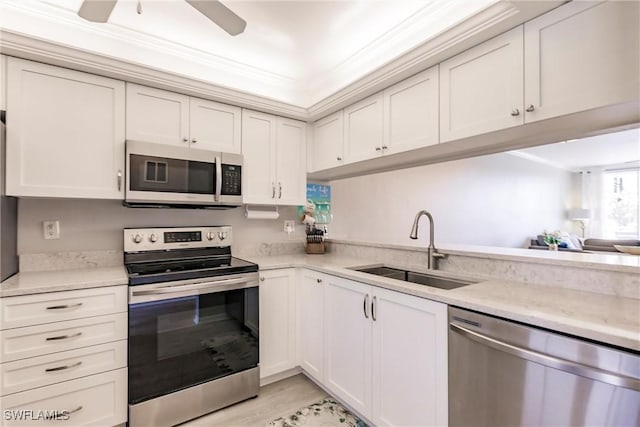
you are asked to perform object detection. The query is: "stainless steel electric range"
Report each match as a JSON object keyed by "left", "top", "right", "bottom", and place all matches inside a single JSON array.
[{"left": 124, "top": 226, "right": 259, "bottom": 427}]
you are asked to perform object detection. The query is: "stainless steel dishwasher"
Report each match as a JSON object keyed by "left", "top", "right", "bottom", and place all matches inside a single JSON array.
[{"left": 449, "top": 307, "right": 640, "bottom": 427}]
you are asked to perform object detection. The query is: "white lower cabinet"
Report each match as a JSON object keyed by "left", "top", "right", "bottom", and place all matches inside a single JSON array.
[
  {"left": 322, "top": 273, "right": 448, "bottom": 426},
  {"left": 297, "top": 270, "right": 324, "bottom": 382},
  {"left": 0, "top": 286, "right": 128, "bottom": 427},
  {"left": 259, "top": 269, "right": 296, "bottom": 379}
]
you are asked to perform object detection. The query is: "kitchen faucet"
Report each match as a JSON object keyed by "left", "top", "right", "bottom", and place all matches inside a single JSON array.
[{"left": 410, "top": 210, "right": 447, "bottom": 270}]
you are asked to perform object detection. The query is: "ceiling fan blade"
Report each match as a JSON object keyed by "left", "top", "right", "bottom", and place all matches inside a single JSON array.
[
  {"left": 186, "top": 0, "right": 247, "bottom": 36},
  {"left": 78, "top": 0, "right": 117, "bottom": 23}
]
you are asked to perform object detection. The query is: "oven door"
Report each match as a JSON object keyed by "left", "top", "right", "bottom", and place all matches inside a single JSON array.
[
  {"left": 126, "top": 140, "right": 219, "bottom": 205},
  {"left": 128, "top": 272, "right": 259, "bottom": 405}
]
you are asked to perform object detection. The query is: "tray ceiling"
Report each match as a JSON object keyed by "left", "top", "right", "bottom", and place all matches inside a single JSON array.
[{"left": 1, "top": 0, "right": 496, "bottom": 107}]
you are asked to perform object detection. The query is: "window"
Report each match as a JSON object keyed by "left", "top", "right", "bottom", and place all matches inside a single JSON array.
[{"left": 602, "top": 168, "right": 639, "bottom": 239}]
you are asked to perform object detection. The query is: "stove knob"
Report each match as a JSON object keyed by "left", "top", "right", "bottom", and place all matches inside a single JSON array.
[
  {"left": 218, "top": 231, "right": 228, "bottom": 241},
  {"left": 149, "top": 234, "right": 158, "bottom": 243},
  {"left": 132, "top": 234, "right": 143, "bottom": 244},
  {"left": 206, "top": 232, "right": 215, "bottom": 241}
]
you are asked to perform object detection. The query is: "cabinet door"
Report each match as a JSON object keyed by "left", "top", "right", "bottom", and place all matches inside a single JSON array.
[
  {"left": 384, "top": 66, "right": 439, "bottom": 154},
  {"left": 440, "top": 26, "right": 524, "bottom": 142},
  {"left": 259, "top": 269, "right": 296, "bottom": 379},
  {"left": 323, "top": 276, "right": 372, "bottom": 418},
  {"left": 524, "top": 1, "right": 640, "bottom": 123},
  {"left": 276, "top": 117, "right": 306, "bottom": 205},
  {"left": 6, "top": 58, "right": 125, "bottom": 199},
  {"left": 241, "top": 109, "right": 277, "bottom": 204},
  {"left": 372, "top": 287, "right": 448, "bottom": 427},
  {"left": 297, "top": 270, "right": 324, "bottom": 382},
  {"left": 126, "top": 83, "right": 189, "bottom": 146},
  {"left": 189, "top": 97, "right": 241, "bottom": 153},
  {"left": 311, "top": 111, "right": 344, "bottom": 172},
  {"left": 344, "top": 93, "right": 384, "bottom": 163}
]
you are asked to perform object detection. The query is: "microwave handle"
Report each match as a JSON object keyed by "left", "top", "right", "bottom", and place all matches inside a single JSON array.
[{"left": 215, "top": 156, "right": 222, "bottom": 202}]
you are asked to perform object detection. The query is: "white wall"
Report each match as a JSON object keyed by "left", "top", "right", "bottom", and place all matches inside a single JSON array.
[
  {"left": 328, "top": 152, "right": 573, "bottom": 248},
  {"left": 17, "top": 199, "right": 302, "bottom": 254}
]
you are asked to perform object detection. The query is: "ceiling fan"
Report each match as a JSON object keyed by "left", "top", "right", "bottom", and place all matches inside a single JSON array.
[{"left": 77, "top": 0, "right": 247, "bottom": 36}]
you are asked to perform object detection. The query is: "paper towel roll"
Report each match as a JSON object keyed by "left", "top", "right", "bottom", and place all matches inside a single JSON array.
[{"left": 245, "top": 209, "right": 280, "bottom": 220}]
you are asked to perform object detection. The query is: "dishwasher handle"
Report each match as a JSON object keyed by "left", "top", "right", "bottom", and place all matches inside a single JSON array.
[{"left": 450, "top": 322, "right": 640, "bottom": 391}]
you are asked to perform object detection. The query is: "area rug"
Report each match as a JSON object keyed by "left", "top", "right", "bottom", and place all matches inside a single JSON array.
[{"left": 267, "top": 397, "right": 369, "bottom": 427}]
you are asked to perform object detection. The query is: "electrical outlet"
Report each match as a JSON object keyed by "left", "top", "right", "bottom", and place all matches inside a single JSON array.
[
  {"left": 43, "top": 220, "right": 60, "bottom": 240},
  {"left": 284, "top": 220, "right": 295, "bottom": 233}
]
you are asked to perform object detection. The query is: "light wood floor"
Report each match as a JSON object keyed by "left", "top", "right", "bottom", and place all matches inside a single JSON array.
[{"left": 180, "top": 374, "right": 328, "bottom": 427}]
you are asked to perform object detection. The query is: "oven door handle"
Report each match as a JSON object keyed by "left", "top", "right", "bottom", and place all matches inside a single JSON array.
[{"left": 130, "top": 276, "right": 256, "bottom": 301}]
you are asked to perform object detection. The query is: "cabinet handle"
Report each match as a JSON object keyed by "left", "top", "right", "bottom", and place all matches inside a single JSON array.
[
  {"left": 45, "top": 361, "right": 82, "bottom": 372},
  {"left": 46, "top": 302, "right": 83, "bottom": 310},
  {"left": 67, "top": 406, "right": 83, "bottom": 416},
  {"left": 371, "top": 296, "right": 377, "bottom": 321},
  {"left": 272, "top": 183, "right": 276, "bottom": 199},
  {"left": 117, "top": 170, "right": 122, "bottom": 192},
  {"left": 336, "top": 156, "right": 342, "bottom": 161},
  {"left": 316, "top": 278, "right": 322, "bottom": 284},
  {"left": 363, "top": 294, "right": 369, "bottom": 319},
  {"left": 191, "top": 138, "right": 197, "bottom": 144},
  {"left": 183, "top": 137, "right": 188, "bottom": 142},
  {"left": 375, "top": 147, "right": 381, "bottom": 151},
  {"left": 48, "top": 405, "right": 83, "bottom": 421},
  {"left": 510, "top": 108, "right": 520, "bottom": 116},
  {"left": 526, "top": 104, "right": 535, "bottom": 112},
  {"left": 278, "top": 182, "right": 282, "bottom": 199},
  {"left": 381, "top": 145, "right": 388, "bottom": 150},
  {"left": 45, "top": 332, "right": 82, "bottom": 341},
  {"left": 260, "top": 277, "right": 265, "bottom": 282}
]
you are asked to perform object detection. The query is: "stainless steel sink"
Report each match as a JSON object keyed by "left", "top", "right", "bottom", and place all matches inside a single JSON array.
[{"left": 350, "top": 266, "right": 476, "bottom": 290}]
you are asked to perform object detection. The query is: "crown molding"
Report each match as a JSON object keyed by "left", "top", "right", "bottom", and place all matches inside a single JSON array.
[
  {"left": 307, "top": 0, "right": 566, "bottom": 121},
  {"left": 0, "top": 30, "right": 308, "bottom": 120}
]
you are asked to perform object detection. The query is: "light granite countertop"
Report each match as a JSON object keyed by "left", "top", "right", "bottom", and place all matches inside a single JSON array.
[
  {"left": 0, "top": 266, "right": 128, "bottom": 297},
  {"left": 1, "top": 252, "right": 637, "bottom": 351},
  {"left": 244, "top": 254, "right": 640, "bottom": 351}
]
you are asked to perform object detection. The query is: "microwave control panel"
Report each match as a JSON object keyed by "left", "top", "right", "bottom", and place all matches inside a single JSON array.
[{"left": 222, "top": 165, "right": 242, "bottom": 196}]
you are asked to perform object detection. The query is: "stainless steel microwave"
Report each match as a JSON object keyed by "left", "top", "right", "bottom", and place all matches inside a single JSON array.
[{"left": 125, "top": 140, "right": 242, "bottom": 207}]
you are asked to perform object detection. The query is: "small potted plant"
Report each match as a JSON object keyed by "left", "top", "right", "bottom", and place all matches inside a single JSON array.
[{"left": 543, "top": 231, "right": 560, "bottom": 251}]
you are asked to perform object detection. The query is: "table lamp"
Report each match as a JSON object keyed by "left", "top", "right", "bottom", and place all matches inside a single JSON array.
[{"left": 569, "top": 208, "right": 590, "bottom": 238}]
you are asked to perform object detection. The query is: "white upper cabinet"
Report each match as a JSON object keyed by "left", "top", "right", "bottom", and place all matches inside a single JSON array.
[
  {"left": 523, "top": 1, "right": 640, "bottom": 123},
  {"left": 344, "top": 93, "right": 384, "bottom": 163},
  {"left": 126, "top": 83, "right": 241, "bottom": 153},
  {"left": 6, "top": 58, "right": 125, "bottom": 199},
  {"left": 311, "top": 110, "right": 344, "bottom": 172},
  {"left": 242, "top": 109, "right": 306, "bottom": 205},
  {"left": 439, "top": 26, "right": 524, "bottom": 142},
  {"left": 189, "top": 97, "right": 241, "bottom": 152},
  {"left": 126, "top": 83, "right": 189, "bottom": 147},
  {"left": 383, "top": 66, "right": 439, "bottom": 154}
]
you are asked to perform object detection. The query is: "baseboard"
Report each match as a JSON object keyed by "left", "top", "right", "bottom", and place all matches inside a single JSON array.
[{"left": 260, "top": 367, "right": 302, "bottom": 386}]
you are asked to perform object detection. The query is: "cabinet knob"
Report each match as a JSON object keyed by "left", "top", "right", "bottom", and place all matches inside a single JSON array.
[
  {"left": 510, "top": 108, "right": 520, "bottom": 117},
  {"left": 191, "top": 138, "right": 197, "bottom": 143},
  {"left": 336, "top": 156, "right": 342, "bottom": 161},
  {"left": 182, "top": 137, "right": 188, "bottom": 142},
  {"left": 525, "top": 104, "right": 535, "bottom": 112},
  {"left": 316, "top": 278, "right": 322, "bottom": 284}
]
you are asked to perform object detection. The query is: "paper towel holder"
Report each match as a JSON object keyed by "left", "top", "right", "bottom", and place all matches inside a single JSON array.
[{"left": 245, "top": 205, "right": 279, "bottom": 220}]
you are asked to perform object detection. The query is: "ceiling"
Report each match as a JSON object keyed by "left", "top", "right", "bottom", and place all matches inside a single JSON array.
[
  {"left": 513, "top": 127, "right": 640, "bottom": 171},
  {"left": 1, "top": 0, "right": 496, "bottom": 107}
]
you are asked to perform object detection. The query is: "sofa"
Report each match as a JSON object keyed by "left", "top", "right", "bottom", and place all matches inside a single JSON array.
[{"left": 529, "top": 235, "right": 640, "bottom": 253}]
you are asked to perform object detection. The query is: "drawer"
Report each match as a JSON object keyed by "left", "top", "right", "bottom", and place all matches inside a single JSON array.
[
  {"left": 0, "top": 368, "right": 127, "bottom": 427},
  {"left": 1, "top": 340, "right": 127, "bottom": 396},
  {"left": 0, "top": 313, "right": 127, "bottom": 363},
  {"left": 0, "top": 286, "right": 127, "bottom": 330}
]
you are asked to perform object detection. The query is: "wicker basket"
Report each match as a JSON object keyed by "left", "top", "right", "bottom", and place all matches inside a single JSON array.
[{"left": 306, "top": 242, "right": 325, "bottom": 254}]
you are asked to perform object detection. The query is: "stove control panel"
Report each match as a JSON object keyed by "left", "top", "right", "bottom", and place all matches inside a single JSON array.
[{"left": 124, "top": 226, "right": 232, "bottom": 252}]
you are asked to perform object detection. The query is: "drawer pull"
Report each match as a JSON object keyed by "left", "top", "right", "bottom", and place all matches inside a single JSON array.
[
  {"left": 45, "top": 361, "right": 82, "bottom": 372},
  {"left": 49, "top": 405, "right": 83, "bottom": 420},
  {"left": 46, "top": 332, "right": 83, "bottom": 341},
  {"left": 46, "top": 302, "right": 83, "bottom": 310}
]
